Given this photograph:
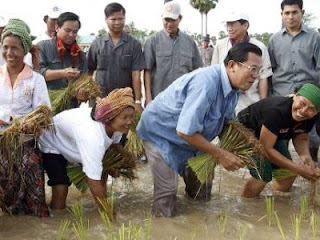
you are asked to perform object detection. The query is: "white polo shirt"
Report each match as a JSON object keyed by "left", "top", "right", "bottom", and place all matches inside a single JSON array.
[{"left": 39, "top": 107, "right": 122, "bottom": 180}]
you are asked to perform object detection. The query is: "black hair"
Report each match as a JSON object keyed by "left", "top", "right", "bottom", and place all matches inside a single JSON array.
[
  {"left": 91, "top": 104, "right": 97, "bottom": 121},
  {"left": 281, "top": 0, "right": 303, "bottom": 10},
  {"left": 57, "top": 12, "right": 81, "bottom": 29},
  {"left": 223, "top": 42, "right": 262, "bottom": 66},
  {"left": 104, "top": 2, "right": 126, "bottom": 18},
  {"left": 238, "top": 19, "right": 248, "bottom": 25}
]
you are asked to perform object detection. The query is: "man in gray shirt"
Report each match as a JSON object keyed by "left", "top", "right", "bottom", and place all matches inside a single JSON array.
[
  {"left": 268, "top": 0, "right": 320, "bottom": 161},
  {"left": 143, "top": 0, "right": 203, "bottom": 106},
  {"left": 87, "top": 3, "right": 145, "bottom": 110}
]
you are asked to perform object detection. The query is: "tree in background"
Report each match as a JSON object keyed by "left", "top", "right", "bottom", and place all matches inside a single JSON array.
[
  {"left": 250, "top": 32, "right": 273, "bottom": 46},
  {"left": 302, "top": 12, "right": 316, "bottom": 29},
  {"left": 190, "top": 0, "right": 218, "bottom": 36}
]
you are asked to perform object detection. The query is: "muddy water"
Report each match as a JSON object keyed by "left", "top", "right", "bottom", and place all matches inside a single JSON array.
[{"left": 0, "top": 159, "right": 318, "bottom": 240}]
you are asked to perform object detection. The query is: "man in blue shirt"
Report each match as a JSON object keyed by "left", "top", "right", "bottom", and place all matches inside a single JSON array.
[{"left": 137, "top": 42, "right": 263, "bottom": 217}]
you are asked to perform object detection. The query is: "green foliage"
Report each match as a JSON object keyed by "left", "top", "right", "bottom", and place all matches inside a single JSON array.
[
  {"left": 302, "top": 12, "right": 316, "bottom": 29},
  {"left": 250, "top": 32, "right": 273, "bottom": 46}
]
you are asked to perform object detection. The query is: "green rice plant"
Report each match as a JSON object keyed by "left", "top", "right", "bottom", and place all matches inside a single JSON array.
[
  {"left": 142, "top": 216, "right": 152, "bottom": 240},
  {"left": 310, "top": 211, "right": 319, "bottom": 240},
  {"left": 239, "top": 225, "right": 248, "bottom": 240},
  {"left": 49, "top": 74, "right": 101, "bottom": 115},
  {"left": 188, "top": 154, "right": 217, "bottom": 184},
  {"left": 300, "top": 195, "right": 308, "bottom": 220},
  {"left": 188, "top": 121, "right": 265, "bottom": 184},
  {"left": 265, "top": 196, "right": 275, "bottom": 226},
  {"left": 291, "top": 214, "right": 301, "bottom": 240},
  {"left": 98, "top": 195, "right": 115, "bottom": 220},
  {"left": 274, "top": 212, "right": 287, "bottom": 240},
  {"left": 70, "top": 204, "right": 88, "bottom": 240},
  {"left": 99, "top": 209, "right": 114, "bottom": 240},
  {"left": 125, "top": 111, "right": 144, "bottom": 159},
  {"left": 190, "top": 230, "right": 196, "bottom": 240},
  {"left": 0, "top": 105, "right": 52, "bottom": 181},
  {"left": 67, "top": 145, "right": 136, "bottom": 193},
  {"left": 56, "top": 219, "right": 71, "bottom": 240},
  {"left": 218, "top": 213, "right": 228, "bottom": 240},
  {"left": 273, "top": 168, "right": 297, "bottom": 180}
]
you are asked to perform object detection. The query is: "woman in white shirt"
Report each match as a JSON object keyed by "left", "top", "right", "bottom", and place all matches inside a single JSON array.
[
  {"left": 39, "top": 87, "right": 135, "bottom": 210},
  {"left": 0, "top": 19, "right": 51, "bottom": 216}
]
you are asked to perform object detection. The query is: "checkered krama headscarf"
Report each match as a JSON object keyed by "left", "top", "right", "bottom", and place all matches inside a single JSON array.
[
  {"left": 94, "top": 87, "right": 135, "bottom": 124},
  {"left": 1, "top": 18, "right": 32, "bottom": 55}
]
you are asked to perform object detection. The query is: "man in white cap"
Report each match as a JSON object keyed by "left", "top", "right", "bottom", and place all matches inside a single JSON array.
[
  {"left": 143, "top": 0, "right": 203, "bottom": 106},
  {"left": 211, "top": 10, "right": 272, "bottom": 113},
  {"left": 33, "top": 5, "right": 62, "bottom": 45},
  {"left": 0, "top": 15, "right": 9, "bottom": 65}
]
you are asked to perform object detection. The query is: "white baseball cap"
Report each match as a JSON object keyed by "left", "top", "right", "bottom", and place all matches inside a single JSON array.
[
  {"left": 162, "top": 1, "right": 181, "bottom": 20},
  {"left": 224, "top": 10, "right": 249, "bottom": 22},
  {"left": 0, "top": 15, "right": 8, "bottom": 27},
  {"left": 46, "top": 6, "right": 62, "bottom": 19}
]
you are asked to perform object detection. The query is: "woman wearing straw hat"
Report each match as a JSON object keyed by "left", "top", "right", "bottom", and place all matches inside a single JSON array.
[
  {"left": 39, "top": 87, "right": 135, "bottom": 210},
  {"left": 238, "top": 83, "right": 320, "bottom": 198},
  {"left": 0, "top": 19, "right": 51, "bottom": 216}
]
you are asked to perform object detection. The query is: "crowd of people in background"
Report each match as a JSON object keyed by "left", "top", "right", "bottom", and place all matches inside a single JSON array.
[{"left": 0, "top": 0, "right": 319, "bottom": 218}]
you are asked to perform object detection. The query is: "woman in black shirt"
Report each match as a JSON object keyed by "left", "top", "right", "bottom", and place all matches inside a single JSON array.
[{"left": 238, "top": 83, "right": 320, "bottom": 198}]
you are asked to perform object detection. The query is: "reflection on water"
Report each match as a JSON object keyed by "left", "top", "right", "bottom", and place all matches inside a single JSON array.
[{"left": 0, "top": 162, "right": 318, "bottom": 239}]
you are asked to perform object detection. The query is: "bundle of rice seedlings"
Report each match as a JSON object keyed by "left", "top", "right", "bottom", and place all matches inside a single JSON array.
[
  {"left": 49, "top": 74, "right": 101, "bottom": 114},
  {"left": 273, "top": 168, "right": 297, "bottom": 180},
  {"left": 67, "top": 145, "right": 136, "bottom": 193},
  {"left": 188, "top": 120, "right": 265, "bottom": 184},
  {"left": 0, "top": 105, "right": 53, "bottom": 179},
  {"left": 124, "top": 111, "right": 144, "bottom": 159}
]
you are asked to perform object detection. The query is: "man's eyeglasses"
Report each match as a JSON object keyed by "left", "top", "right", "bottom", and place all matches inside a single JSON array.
[{"left": 238, "top": 62, "right": 261, "bottom": 75}]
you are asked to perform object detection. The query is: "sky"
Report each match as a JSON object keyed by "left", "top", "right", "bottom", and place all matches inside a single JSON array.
[{"left": 1, "top": 0, "right": 320, "bottom": 37}]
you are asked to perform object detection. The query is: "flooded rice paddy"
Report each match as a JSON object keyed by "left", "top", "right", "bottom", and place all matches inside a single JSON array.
[{"left": 1, "top": 152, "right": 319, "bottom": 240}]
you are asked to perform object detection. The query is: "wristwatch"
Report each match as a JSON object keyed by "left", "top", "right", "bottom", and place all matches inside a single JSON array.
[{"left": 135, "top": 100, "right": 142, "bottom": 104}]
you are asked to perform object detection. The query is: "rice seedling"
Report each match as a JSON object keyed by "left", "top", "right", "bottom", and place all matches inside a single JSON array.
[
  {"left": 218, "top": 213, "right": 228, "bottom": 240},
  {"left": 310, "top": 211, "right": 319, "bottom": 240},
  {"left": 70, "top": 204, "right": 88, "bottom": 240},
  {"left": 99, "top": 209, "right": 114, "bottom": 239},
  {"left": 274, "top": 212, "right": 287, "bottom": 240},
  {"left": 67, "top": 145, "right": 136, "bottom": 193},
  {"left": 49, "top": 74, "right": 101, "bottom": 114},
  {"left": 98, "top": 195, "right": 115, "bottom": 220},
  {"left": 273, "top": 168, "right": 297, "bottom": 180},
  {"left": 265, "top": 196, "right": 275, "bottom": 226},
  {"left": 190, "top": 230, "right": 196, "bottom": 240},
  {"left": 125, "top": 111, "right": 144, "bottom": 159},
  {"left": 188, "top": 121, "right": 265, "bottom": 184},
  {"left": 56, "top": 219, "right": 71, "bottom": 240},
  {"left": 142, "top": 216, "right": 152, "bottom": 240},
  {"left": 0, "top": 105, "right": 52, "bottom": 181},
  {"left": 291, "top": 214, "right": 301, "bottom": 240},
  {"left": 239, "top": 225, "right": 248, "bottom": 240},
  {"left": 300, "top": 195, "right": 308, "bottom": 220}
]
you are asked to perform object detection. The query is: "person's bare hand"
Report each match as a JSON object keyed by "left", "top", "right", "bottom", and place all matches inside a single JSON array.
[
  {"left": 64, "top": 67, "right": 80, "bottom": 80},
  {"left": 216, "top": 150, "right": 246, "bottom": 171},
  {"left": 299, "top": 165, "right": 319, "bottom": 182},
  {"left": 135, "top": 103, "right": 143, "bottom": 113}
]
